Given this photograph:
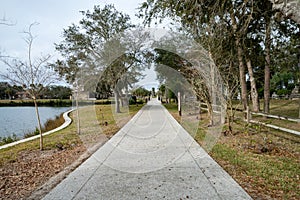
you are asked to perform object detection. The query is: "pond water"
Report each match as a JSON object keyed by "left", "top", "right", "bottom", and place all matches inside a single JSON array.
[{"left": 0, "top": 106, "right": 71, "bottom": 138}]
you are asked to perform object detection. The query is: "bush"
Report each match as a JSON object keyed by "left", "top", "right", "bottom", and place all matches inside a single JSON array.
[
  {"left": 95, "top": 99, "right": 111, "bottom": 105},
  {"left": 129, "top": 98, "right": 136, "bottom": 105},
  {"left": 276, "top": 89, "right": 290, "bottom": 96},
  {"left": 24, "top": 128, "right": 39, "bottom": 138},
  {"left": 24, "top": 114, "right": 65, "bottom": 138},
  {"left": 0, "top": 134, "right": 18, "bottom": 145},
  {"left": 42, "top": 114, "right": 64, "bottom": 132},
  {"left": 136, "top": 99, "right": 144, "bottom": 104}
]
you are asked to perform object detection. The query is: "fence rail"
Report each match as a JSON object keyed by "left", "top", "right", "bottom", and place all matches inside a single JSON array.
[
  {"left": 250, "top": 112, "right": 300, "bottom": 123},
  {"left": 250, "top": 120, "right": 300, "bottom": 136}
]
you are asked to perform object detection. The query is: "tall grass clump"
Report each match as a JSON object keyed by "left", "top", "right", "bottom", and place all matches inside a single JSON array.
[
  {"left": 0, "top": 134, "right": 18, "bottom": 145},
  {"left": 24, "top": 114, "right": 65, "bottom": 138}
]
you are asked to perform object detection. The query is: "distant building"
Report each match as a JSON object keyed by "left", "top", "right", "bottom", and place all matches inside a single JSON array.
[{"left": 15, "top": 91, "right": 30, "bottom": 100}]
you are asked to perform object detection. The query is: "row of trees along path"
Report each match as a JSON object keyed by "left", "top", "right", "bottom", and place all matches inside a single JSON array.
[{"left": 1, "top": 1, "right": 300, "bottom": 151}]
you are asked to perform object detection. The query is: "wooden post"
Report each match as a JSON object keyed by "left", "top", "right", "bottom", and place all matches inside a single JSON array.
[
  {"left": 76, "top": 90, "right": 80, "bottom": 134},
  {"left": 178, "top": 92, "right": 181, "bottom": 116},
  {"left": 298, "top": 99, "right": 300, "bottom": 121},
  {"left": 246, "top": 106, "right": 251, "bottom": 124},
  {"left": 75, "top": 81, "right": 80, "bottom": 134},
  {"left": 199, "top": 103, "right": 201, "bottom": 120}
]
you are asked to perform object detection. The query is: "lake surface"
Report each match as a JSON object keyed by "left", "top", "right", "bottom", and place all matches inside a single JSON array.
[{"left": 0, "top": 107, "right": 71, "bottom": 138}]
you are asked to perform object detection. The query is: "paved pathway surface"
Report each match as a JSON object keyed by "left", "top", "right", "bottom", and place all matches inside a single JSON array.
[{"left": 43, "top": 99, "right": 251, "bottom": 200}]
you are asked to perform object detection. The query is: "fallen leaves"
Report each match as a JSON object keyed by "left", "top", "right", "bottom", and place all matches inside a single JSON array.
[{"left": 0, "top": 144, "right": 86, "bottom": 200}]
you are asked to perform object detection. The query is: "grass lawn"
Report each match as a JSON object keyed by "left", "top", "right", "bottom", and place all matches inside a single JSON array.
[
  {"left": 164, "top": 102, "right": 300, "bottom": 200},
  {"left": 266, "top": 99, "right": 300, "bottom": 118},
  {"left": 234, "top": 99, "right": 300, "bottom": 118},
  {"left": 252, "top": 115, "right": 300, "bottom": 132}
]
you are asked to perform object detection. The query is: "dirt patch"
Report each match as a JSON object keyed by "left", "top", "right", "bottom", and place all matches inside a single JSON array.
[{"left": 29, "top": 135, "right": 108, "bottom": 200}]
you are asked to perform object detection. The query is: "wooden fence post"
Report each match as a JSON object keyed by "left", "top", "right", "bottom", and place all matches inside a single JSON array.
[
  {"left": 246, "top": 106, "right": 251, "bottom": 123},
  {"left": 178, "top": 92, "right": 182, "bottom": 116}
]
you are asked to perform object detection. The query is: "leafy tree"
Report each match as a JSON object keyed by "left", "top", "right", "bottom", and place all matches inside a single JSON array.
[
  {"left": 139, "top": 0, "right": 248, "bottom": 127},
  {"left": 157, "top": 84, "right": 165, "bottom": 98},
  {"left": 54, "top": 5, "right": 149, "bottom": 113},
  {"left": 0, "top": 82, "right": 11, "bottom": 99},
  {"left": 54, "top": 4, "right": 134, "bottom": 82},
  {"left": 157, "top": 84, "right": 175, "bottom": 102},
  {"left": 43, "top": 85, "right": 72, "bottom": 99},
  {"left": 4, "top": 87, "right": 13, "bottom": 100},
  {"left": 151, "top": 87, "right": 155, "bottom": 96},
  {"left": 139, "top": 0, "right": 252, "bottom": 114},
  {"left": 271, "top": 19, "right": 300, "bottom": 93},
  {"left": 132, "top": 87, "right": 150, "bottom": 97},
  {"left": 139, "top": 0, "right": 299, "bottom": 115},
  {"left": 270, "top": 0, "right": 300, "bottom": 24},
  {"left": 95, "top": 81, "right": 112, "bottom": 99}
]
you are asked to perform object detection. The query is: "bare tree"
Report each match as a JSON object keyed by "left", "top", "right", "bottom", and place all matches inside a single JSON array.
[{"left": 0, "top": 23, "right": 59, "bottom": 150}]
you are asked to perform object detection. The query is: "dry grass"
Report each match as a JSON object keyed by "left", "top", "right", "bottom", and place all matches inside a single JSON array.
[
  {"left": 0, "top": 103, "right": 144, "bottom": 199},
  {"left": 165, "top": 102, "right": 300, "bottom": 200},
  {"left": 234, "top": 99, "right": 300, "bottom": 118},
  {"left": 252, "top": 115, "right": 300, "bottom": 132},
  {"left": 267, "top": 99, "right": 300, "bottom": 118}
]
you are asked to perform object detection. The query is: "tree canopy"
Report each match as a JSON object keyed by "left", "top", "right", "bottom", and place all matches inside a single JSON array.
[{"left": 139, "top": 0, "right": 300, "bottom": 113}]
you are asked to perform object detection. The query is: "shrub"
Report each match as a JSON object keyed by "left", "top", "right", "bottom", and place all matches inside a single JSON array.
[
  {"left": 0, "top": 134, "right": 18, "bottom": 145},
  {"left": 24, "top": 128, "right": 39, "bottom": 138}
]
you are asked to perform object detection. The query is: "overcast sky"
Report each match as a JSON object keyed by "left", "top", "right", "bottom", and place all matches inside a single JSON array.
[
  {"left": 0, "top": 0, "right": 144, "bottom": 57},
  {"left": 0, "top": 0, "right": 158, "bottom": 89}
]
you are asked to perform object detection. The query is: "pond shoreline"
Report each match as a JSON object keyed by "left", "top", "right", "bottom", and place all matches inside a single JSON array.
[
  {"left": 0, "top": 109, "right": 74, "bottom": 150},
  {"left": 0, "top": 106, "right": 71, "bottom": 139}
]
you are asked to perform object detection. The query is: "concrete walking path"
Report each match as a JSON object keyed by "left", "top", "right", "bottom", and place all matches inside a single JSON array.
[{"left": 43, "top": 99, "right": 251, "bottom": 200}]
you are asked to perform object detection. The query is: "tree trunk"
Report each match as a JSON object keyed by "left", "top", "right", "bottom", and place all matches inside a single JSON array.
[
  {"left": 33, "top": 98, "right": 43, "bottom": 151},
  {"left": 226, "top": 110, "right": 233, "bottom": 135},
  {"left": 125, "top": 87, "right": 129, "bottom": 107},
  {"left": 236, "top": 38, "right": 248, "bottom": 111},
  {"left": 75, "top": 89, "right": 80, "bottom": 134},
  {"left": 230, "top": 9, "right": 248, "bottom": 113},
  {"left": 114, "top": 89, "right": 121, "bottom": 113},
  {"left": 206, "top": 101, "right": 214, "bottom": 126},
  {"left": 298, "top": 98, "right": 300, "bottom": 119},
  {"left": 264, "top": 15, "right": 271, "bottom": 114},
  {"left": 120, "top": 97, "right": 124, "bottom": 107},
  {"left": 246, "top": 58, "right": 260, "bottom": 112}
]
